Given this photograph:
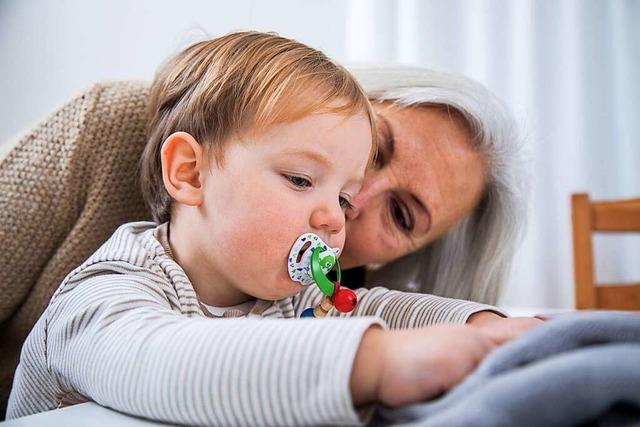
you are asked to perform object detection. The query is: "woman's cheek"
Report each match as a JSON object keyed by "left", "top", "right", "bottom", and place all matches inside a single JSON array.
[
  {"left": 343, "top": 222, "right": 372, "bottom": 266},
  {"left": 346, "top": 218, "right": 400, "bottom": 266},
  {"left": 329, "top": 230, "right": 346, "bottom": 261}
]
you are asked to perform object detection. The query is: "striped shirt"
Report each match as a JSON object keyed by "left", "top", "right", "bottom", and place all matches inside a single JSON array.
[{"left": 7, "top": 222, "right": 503, "bottom": 425}]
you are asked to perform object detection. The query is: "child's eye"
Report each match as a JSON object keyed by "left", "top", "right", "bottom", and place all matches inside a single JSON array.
[
  {"left": 339, "top": 196, "right": 353, "bottom": 210},
  {"left": 283, "top": 174, "right": 312, "bottom": 188}
]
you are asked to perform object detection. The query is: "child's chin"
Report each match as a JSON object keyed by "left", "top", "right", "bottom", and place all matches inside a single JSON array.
[
  {"left": 280, "top": 281, "right": 306, "bottom": 298},
  {"left": 258, "top": 280, "right": 304, "bottom": 300}
]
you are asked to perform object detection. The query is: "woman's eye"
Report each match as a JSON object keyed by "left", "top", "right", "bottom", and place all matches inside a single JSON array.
[
  {"left": 390, "top": 198, "right": 413, "bottom": 232},
  {"left": 284, "top": 174, "right": 312, "bottom": 188},
  {"left": 339, "top": 196, "right": 353, "bottom": 210}
]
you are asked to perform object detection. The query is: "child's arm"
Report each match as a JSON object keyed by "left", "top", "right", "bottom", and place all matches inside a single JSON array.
[
  {"left": 296, "top": 285, "right": 505, "bottom": 326},
  {"left": 291, "top": 287, "right": 515, "bottom": 409},
  {"left": 40, "top": 275, "right": 385, "bottom": 426},
  {"left": 295, "top": 286, "right": 541, "bottom": 349}
]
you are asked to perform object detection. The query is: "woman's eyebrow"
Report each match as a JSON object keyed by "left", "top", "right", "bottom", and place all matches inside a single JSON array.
[{"left": 379, "top": 114, "right": 396, "bottom": 158}]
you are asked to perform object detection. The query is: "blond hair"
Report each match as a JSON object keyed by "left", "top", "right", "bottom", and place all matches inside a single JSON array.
[{"left": 141, "top": 31, "right": 376, "bottom": 223}]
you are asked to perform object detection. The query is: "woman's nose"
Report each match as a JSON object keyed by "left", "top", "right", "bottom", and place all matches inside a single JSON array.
[
  {"left": 310, "top": 202, "right": 345, "bottom": 235},
  {"left": 347, "top": 172, "right": 391, "bottom": 220}
]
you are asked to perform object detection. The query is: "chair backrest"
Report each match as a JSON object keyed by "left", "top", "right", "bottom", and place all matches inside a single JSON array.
[{"left": 571, "top": 193, "right": 640, "bottom": 310}]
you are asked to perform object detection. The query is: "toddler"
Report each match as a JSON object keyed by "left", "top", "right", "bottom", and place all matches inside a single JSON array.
[{"left": 8, "top": 31, "right": 506, "bottom": 425}]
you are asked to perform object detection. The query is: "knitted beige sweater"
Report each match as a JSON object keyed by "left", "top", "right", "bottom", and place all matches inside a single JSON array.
[{"left": 0, "top": 82, "right": 153, "bottom": 417}]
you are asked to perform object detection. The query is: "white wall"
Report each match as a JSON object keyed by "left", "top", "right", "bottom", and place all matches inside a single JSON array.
[
  {"left": 0, "top": 0, "right": 351, "bottom": 142},
  {"left": 2, "top": 0, "right": 638, "bottom": 309}
]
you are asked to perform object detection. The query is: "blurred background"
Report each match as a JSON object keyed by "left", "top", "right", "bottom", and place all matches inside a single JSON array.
[{"left": 1, "top": 0, "right": 638, "bottom": 309}]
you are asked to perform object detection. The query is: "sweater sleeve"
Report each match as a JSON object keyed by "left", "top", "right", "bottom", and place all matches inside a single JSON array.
[
  {"left": 44, "top": 274, "right": 385, "bottom": 426},
  {"left": 0, "top": 89, "right": 96, "bottom": 323},
  {"left": 295, "top": 285, "right": 507, "bottom": 327},
  {"left": 0, "top": 82, "right": 150, "bottom": 326}
]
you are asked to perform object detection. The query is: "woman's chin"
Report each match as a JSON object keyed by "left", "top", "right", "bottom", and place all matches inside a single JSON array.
[{"left": 337, "top": 253, "right": 357, "bottom": 269}]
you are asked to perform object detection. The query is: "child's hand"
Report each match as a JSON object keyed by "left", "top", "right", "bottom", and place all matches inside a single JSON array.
[
  {"left": 350, "top": 324, "right": 496, "bottom": 408},
  {"left": 467, "top": 311, "right": 544, "bottom": 345}
]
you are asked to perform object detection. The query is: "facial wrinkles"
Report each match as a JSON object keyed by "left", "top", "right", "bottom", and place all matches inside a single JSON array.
[
  {"left": 346, "top": 122, "right": 422, "bottom": 258},
  {"left": 394, "top": 137, "right": 434, "bottom": 228},
  {"left": 389, "top": 178, "right": 428, "bottom": 253},
  {"left": 383, "top": 115, "right": 437, "bottom": 251},
  {"left": 374, "top": 104, "right": 483, "bottom": 254},
  {"left": 423, "top": 115, "right": 486, "bottom": 238},
  {"left": 374, "top": 168, "right": 409, "bottom": 250}
]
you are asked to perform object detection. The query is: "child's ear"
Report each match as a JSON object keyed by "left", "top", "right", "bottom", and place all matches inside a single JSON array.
[{"left": 161, "top": 132, "right": 205, "bottom": 206}]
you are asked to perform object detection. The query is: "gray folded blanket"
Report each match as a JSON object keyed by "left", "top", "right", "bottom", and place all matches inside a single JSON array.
[{"left": 375, "top": 312, "right": 640, "bottom": 427}]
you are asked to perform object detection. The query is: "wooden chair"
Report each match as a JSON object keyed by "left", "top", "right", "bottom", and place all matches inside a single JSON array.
[{"left": 571, "top": 193, "right": 640, "bottom": 310}]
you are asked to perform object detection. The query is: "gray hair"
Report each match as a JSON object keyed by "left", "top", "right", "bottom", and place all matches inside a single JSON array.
[{"left": 349, "top": 66, "right": 529, "bottom": 305}]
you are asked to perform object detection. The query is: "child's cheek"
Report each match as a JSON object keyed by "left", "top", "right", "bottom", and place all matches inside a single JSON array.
[{"left": 232, "top": 188, "right": 300, "bottom": 258}]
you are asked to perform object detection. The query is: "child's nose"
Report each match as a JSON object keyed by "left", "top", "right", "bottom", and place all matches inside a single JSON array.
[{"left": 310, "top": 202, "right": 345, "bottom": 235}]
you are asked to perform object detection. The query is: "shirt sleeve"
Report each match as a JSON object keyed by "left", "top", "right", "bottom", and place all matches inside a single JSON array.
[
  {"left": 294, "top": 285, "right": 507, "bottom": 327},
  {"left": 45, "top": 274, "right": 386, "bottom": 426}
]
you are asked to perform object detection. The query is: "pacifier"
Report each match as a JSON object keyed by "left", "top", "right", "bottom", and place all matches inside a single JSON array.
[
  {"left": 288, "top": 233, "right": 340, "bottom": 286},
  {"left": 288, "top": 232, "right": 358, "bottom": 318}
]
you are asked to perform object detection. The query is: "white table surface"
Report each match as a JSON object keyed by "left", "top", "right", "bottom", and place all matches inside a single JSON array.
[
  {"left": 499, "top": 306, "right": 576, "bottom": 318},
  {"left": 0, "top": 306, "right": 577, "bottom": 426},
  {"left": 1, "top": 402, "right": 172, "bottom": 426}
]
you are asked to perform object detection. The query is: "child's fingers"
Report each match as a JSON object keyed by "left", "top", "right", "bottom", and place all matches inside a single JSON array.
[{"left": 474, "top": 317, "right": 544, "bottom": 345}]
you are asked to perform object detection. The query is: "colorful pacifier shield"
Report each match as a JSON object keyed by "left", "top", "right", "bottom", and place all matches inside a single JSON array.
[{"left": 288, "top": 233, "right": 340, "bottom": 286}]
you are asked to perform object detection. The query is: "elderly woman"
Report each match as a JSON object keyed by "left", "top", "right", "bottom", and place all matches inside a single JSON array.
[
  {"left": 343, "top": 67, "right": 526, "bottom": 306},
  {"left": 0, "top": 65, "right": 537, "bottom": 416}
]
